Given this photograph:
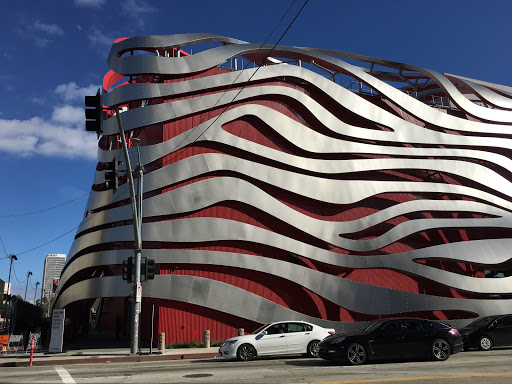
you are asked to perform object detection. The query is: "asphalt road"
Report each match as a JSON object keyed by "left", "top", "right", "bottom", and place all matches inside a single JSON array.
[{"left": 2, "top": 348, "right": 512, "bottom": 384}]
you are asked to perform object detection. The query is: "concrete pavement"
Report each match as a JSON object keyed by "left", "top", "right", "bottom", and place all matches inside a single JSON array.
[{"left": 0, "top": 346, "right": 220, "bottom": 367}]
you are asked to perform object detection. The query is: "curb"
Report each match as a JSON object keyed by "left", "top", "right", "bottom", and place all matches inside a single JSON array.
[{"left": 0, "top": 352, "right": 220, "bottom": 367}]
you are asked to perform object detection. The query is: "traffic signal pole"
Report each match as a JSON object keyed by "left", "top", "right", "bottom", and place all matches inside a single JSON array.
[{"left": 114, "top": 106, "right": 143, "bottom": 355}]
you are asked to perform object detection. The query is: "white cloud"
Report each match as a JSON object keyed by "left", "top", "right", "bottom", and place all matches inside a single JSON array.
[
  {"left": 34, "top": 37, "right": 51, "bottom": 48},
  {"left": 0, "top": 82, "right": 102, "bottom": 159},
  {"left": 19, "top": 19, "right": 64, "bottom": 47},
  {"left": 55, "top": 82, "right": 100, "bottom": 103},
  {"left": 33, "top": 20, "right": 64, "bottom": 35},
  {"left": 74, "top": 0, "right": 106, "bottom": 7},
  {"left": 52, "top": 105, "right": 84, "bottom": 124},
  {"left": 88, "top": 28, "right": 116, "bottom": 51},
  {"left": 121, "top": 0, "right": 156, "bottom": 28},
  {"left": 0, "top": 113, "right": 97, "bottom": 160}
]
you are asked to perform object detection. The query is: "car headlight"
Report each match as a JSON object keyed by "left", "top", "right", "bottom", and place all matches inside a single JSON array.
[
  {"left": 330, "top": 337, "right": 345, "bottom": 345},
  {"left": 220, "top": 340, "right": 238, "bottom": 348}
]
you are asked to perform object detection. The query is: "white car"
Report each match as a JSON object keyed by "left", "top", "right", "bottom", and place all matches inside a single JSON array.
[{"left": 219, "top": 321, "right": 335, "bottom": 361}]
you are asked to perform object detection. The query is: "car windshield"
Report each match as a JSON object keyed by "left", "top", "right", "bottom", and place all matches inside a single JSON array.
[
  {"left": 465, "top": 317, "right": 497, "bottom": 328},
  {"left": 251, "top": 324, "right": 270, "bottom": 335},
  {"left": 357, "top": 321, "right": 384, "bottom": 333}
]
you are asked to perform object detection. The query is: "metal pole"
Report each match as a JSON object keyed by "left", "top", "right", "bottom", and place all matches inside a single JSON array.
[
  {"left": 150, "top": 304, "right": 154, "bottom": 355},
  {"left": 34, "top": 282, "right": 40, "bottom": 304},
  {"left": 114, "top": 107, "right": 143, "bottom": 356},
  {"left": 24, "top": 272, "right": 32, "bottom": 301},
  {"left": 3, "top": 254, "right": 16, "bottom": 332},
  {"left": 135, "top": 140, "right": 143, "bottom": 355}
]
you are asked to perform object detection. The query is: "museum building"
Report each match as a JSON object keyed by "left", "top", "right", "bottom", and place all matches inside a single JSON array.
[{"left": 55, "top": 33, "right": 512, "bottom": 344}]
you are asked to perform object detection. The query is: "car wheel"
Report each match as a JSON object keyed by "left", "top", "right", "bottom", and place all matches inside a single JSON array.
[
  {"left": 431, "top": 339, "right": 451, "bottom": 361},
  {"left": 346, "top": 343, "right": 367, "bottom": 365},
  {"left": 237, "top": 343, "right": 256, "bottom": 361},
  {"left": 478, "top": 336, "right": 493, "bottom": 351},
  {"left": 306, "top": 340, "right": 320, "bottom": 357}
]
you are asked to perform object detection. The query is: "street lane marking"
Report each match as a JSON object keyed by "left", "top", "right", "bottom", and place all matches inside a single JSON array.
[
  {"left": 54, "top": 366, "right": 76, "bottom": 384},
  {"left": 276, "top": 371, "right": 512, "bottom": 384}
]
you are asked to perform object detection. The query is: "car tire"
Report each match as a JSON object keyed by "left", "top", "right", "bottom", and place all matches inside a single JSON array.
[
  {"left": 237, "top": 343, "right": 256, "bottom": 361},
  {"left": 431, "top": 338, "right": 451, "bottom": 361},
  {"left": 346, "top": 343, "right": 367, "bottom": 365},
  {"left": 306, "top": 340, "right": 320, "bottom": 358},
  {"left": 478, "top": 336, "right": 493, "bottom": 351}
]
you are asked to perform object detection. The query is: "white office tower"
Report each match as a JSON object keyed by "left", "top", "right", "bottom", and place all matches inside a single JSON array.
[{"left": 41, "top": 254, "right": 66, "bottom": 302}]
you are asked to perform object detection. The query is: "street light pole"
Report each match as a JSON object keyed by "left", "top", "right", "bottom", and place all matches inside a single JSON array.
[
  {"left": 34, "top": 282, "right": 40, "bottom": 305},
  {"left": 24, "top": 271, "right": 32, "bottom": 301},
  {"left": 3, "top": 254, "right": 17, "bottom": 332},
  {"left": 114, "top": 107, "right": 143, "bottom": 355}
]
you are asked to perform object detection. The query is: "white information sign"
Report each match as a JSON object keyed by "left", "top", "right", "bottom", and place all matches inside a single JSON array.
[
  {"left": 49, "top": 309, "right": 65, "bottom": 353},
  {"left": 136, "top": 282, "right": 142, "bottom": 303}
]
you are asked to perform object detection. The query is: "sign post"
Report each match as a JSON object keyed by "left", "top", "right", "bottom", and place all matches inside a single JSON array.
[{"left": 49, "top": 309, "right": 65, "bottom": 353}]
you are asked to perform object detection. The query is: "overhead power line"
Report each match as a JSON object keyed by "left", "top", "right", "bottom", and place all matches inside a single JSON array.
[
  {"left": 12, "top": 186, "right": 131, "bottom": 257},
  {"left": 0, "top": 192, "right": 90, "bottom": 218},
  {"left": 158, "top": 0, "right": 309, "bottom": 169},
  {"left": 8, "top": 1, "right": 310, "bottom": 259},
  {"left": 0, "top": 235, "right": 8, "bottom": 256},
  {"left": 11, "top": 263, "right": 25, "bottom": 284}
]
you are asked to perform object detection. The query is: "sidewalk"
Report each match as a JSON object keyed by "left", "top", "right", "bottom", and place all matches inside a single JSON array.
[{"left": 0, "top": 346, "right": 220, "bottom": 367}]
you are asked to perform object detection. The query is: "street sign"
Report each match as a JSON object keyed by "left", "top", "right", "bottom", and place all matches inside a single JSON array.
[
  {"left": 26, "top": 332, "right": 40, "bottom": 352},
  {"left": 136, "top": 282, "right": 142, "bottom": 303}
]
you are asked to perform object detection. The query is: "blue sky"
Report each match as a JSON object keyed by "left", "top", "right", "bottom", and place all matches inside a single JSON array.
[{"left": 1, "top": 0, "right": 511, "bottom": 298}]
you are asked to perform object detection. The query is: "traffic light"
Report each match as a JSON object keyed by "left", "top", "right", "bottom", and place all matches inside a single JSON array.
[
  {"left": 123, "top": 257, "right": 133, "bottom": 283},
  {"left": 146, "top": 258, "right": 155, "bottom": 280},
  {"left": 85, "top": 88, "right": 103, "bottom": 138},
  {"left": 104, "top": 158, "right": 119, "bottom": 191}
]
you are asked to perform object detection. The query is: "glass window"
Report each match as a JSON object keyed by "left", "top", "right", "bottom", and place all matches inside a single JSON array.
[
  {"left": 382, "top": 321, "right": 402, "bottom": 333},
  {"left": 288, "top": 323, "right": 312, "bottom": 333},
  {"left": 466, "top": 316, "right": 497, "bottom": 328},
  {"left": 499, "top": 316, "right": 512, "bottom": 327},
  {"left": 267, "top": 323, "right": 287, "bottom": 334},
  {"left": 404, "top": 320, "right": 424, "bottom": 332}
]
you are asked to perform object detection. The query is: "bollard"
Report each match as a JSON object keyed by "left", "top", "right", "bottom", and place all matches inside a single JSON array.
[
  {"left": 158, "top": 332, "right": 165, "bottom": 351},
  {"left": 238, "top": 328, "right": 244, "bottom": 336},
  {"left": 204, "top": 330, "right": 210, "bottom": 348},
  {"left": 29, "top": 336, "right": 35, "bottom": 366}
]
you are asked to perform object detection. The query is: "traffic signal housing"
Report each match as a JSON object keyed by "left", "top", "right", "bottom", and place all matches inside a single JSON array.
[
  {"left": 146, "top": 258, "right": 155, "bottom": 280},
  {"left": 104, "top": 159, "right": 119, "bottom": 192},
  {"left": 85, "top": 88, "right": 103, "bottom": 138},
  {"left": 122, "top": 257, "right": 133, "bottom": 283}
]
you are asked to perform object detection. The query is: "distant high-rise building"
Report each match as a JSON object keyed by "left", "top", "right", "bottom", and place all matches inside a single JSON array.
[
  {"left": 0, "top": 279, "right": 8, "bottom": 295},
  {"left": 41, "top": 254, "right": 66, "bottom": 302}
]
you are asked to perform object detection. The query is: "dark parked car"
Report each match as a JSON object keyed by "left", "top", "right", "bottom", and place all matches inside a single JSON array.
[
  {"left": 318, "top": 318, "right": 463, "bottom": 365},
  {"left": 459, "top": 314, "right": 512, "bottom": 351}
]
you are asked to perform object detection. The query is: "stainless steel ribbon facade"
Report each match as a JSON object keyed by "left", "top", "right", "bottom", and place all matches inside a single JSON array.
[{"left": 55, "top": 33, "right": 512, "bottom": 341}]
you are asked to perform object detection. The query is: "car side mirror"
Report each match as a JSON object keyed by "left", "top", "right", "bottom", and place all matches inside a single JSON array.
[
  {"left": 491, "top": 321, "right": 498, "bottom": 328},
  {"left": 261, "top": 330, "right": 268, "bottom": 336}
]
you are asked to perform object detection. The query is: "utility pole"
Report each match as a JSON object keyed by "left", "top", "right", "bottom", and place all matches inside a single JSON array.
[
  {"left": 24, "top": 271, "right": 32, "bottom": 301},
  {"left": 3, "top": 254, "right": 17, "bottom": 332},
  {"left": 85, "top": 89, "right": 144, "bottom": 355},
  {"left": 34, "top": 282, "right": 40, "bottom": 305},
  {"left": 114, "top": 106, "right": 143, "bottom": 355}
]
